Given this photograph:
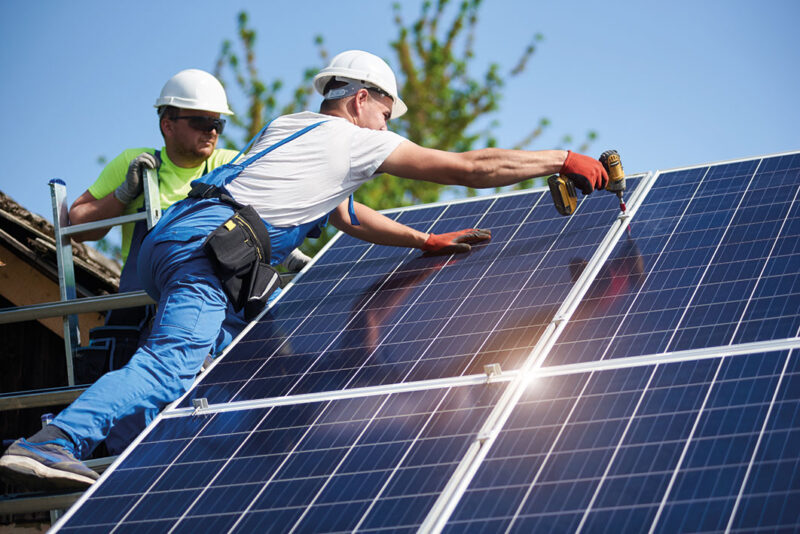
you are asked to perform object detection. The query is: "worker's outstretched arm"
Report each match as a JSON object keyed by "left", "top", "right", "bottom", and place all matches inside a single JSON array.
[
  {"left": 330, "top": 201, "right": 427, "bottom": 248},
  {"left": 378, "top": 141, "right": 607, "bottom": 192},
  {"left": 330, "top": 200, "right": 490, "bottom": 255}
]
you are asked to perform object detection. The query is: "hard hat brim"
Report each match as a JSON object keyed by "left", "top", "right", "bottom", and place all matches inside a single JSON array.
[{"left": 154, "top": 96, "right": 234, "bottom": 115}]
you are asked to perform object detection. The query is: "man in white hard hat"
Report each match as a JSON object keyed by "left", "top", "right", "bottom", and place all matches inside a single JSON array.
[
  {"left": 69, "top": 69, "right": 238, "bottom": 263},
  {"left": 70, "top": 69, "right": 310, "bottom": 281},
  {"left": 63, "top": 69, "right": 309, "bottom": 455},
  {"left": 0, "top": 50, "right": 607, "bottom": 490}
]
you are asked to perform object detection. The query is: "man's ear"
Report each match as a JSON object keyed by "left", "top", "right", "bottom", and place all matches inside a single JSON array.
[
  {"left": 161, "top": 116, "right": 175, "bottom": 138},
  {"left": 354, "top": 88, "right": 370, "bottom": 112}
]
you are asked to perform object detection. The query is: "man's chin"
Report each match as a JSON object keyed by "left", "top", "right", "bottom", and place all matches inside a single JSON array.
[{"left": 194, "top": 146, "right": 215, "bottom": 160}]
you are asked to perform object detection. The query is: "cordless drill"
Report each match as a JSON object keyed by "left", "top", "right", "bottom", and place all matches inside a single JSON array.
[{"left": 548, "top": 150, "right": 626, "bottom": 216}]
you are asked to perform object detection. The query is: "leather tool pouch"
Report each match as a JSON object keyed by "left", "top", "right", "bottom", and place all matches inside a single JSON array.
[{"left": 202, "top": 204, "right": 281, "bottom": 320}]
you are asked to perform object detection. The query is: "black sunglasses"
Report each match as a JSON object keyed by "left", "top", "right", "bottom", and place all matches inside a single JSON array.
[{"left": 171, "top": 115, "right": 226, "bottom": 134}]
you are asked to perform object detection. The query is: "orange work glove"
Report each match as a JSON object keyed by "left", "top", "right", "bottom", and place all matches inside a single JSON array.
[
  {"left": 421, "top": 228, "right": 492, "bottom": 255},
  {"left": 560, "top": 151, "right": 609, "bottom": 194}
]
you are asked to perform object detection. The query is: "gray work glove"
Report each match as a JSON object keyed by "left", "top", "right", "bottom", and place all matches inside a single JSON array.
[
  {"left": 114, "top": 152, "right": 161, "bottom": 204},
  {"left": 281, "top": 248, "right": 312, "bottom": 272}
]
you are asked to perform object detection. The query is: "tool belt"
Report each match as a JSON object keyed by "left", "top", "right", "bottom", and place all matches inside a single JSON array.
[{"left": 188, "top": 182, "right": 281, "bottom": 320}]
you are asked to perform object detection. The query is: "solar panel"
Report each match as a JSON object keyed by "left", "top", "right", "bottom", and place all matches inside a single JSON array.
[
  {"left": 445, "top": 348, "right": 799, "bottom": 532},
  {"left": 180, "top": 185, "right": 631, "bottom": 407},
  {"left": 58, "top": 383, "right": 509, "bottom": 532},
  {"left": 51, "top": 152, "right": 800, "bottom": 533},
  {"left": 547, "top": 153, "right": 800, "bottom": 366}
]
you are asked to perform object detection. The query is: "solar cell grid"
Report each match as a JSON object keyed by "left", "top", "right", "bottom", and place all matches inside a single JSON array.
[
  {"left": 445, "top": 349, "right": 800, "bottom": 533},
  {"left": 60, "top": 383, "right": 507, "bottom": 533},
  {"left": 53, "top": 152, "right": 800, "bottom": 533},
  {"left": 182, "top": 197, "right": 502, "bottom": 406},
  {"left": 185, "top": 186, "right": 629, "bottom": 408},
  {"left": 546, "top": 153, "right": 800, "bottom": 367}
]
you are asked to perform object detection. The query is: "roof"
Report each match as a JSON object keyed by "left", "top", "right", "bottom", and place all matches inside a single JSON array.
[{"left": 0, "top": 190, "right": 120, "bottom": 297}]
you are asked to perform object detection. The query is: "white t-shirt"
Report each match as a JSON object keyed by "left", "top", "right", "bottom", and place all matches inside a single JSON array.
[{"left": 225, "top": 111, "right": 406, "bottom": 227}]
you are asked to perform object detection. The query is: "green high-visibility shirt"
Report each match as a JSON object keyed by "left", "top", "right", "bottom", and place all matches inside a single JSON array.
[{"left": 88, "top": 147, "right": 239, "bottom": 263}]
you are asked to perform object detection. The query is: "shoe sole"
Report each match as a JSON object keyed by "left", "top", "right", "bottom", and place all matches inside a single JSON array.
[{"left": 0, "top": 454, "right": 96, "bottom": 491}]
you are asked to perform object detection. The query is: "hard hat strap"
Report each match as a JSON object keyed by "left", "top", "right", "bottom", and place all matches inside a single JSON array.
[{"left": 323, "top": 77, "right": 391, "bottom": 102}]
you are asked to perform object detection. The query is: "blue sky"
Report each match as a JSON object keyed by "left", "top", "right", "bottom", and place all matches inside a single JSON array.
[{"left": 1, "top": 0, "right": 798, "bottom": 236}]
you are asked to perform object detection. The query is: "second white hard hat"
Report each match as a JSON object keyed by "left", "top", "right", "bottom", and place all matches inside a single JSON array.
[
  {"left": 313, "top": 50, "right": 407, "bottom": 119},
  {"left": 154, "top": 69, "right": 234, "bottom": 115}
]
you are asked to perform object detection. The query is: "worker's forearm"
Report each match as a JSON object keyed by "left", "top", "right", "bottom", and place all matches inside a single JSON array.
[
  {"left": 380, "top": 142, "right": 568, "bottom": 189},
  {"left": 460, "top": 149, "right": 568, "bottom": 188},
  {"left": 333, "top": 202, "right": 428, "bottom": 248},
  {"left": 68, "top": 192, "right": 127, "bottom": 241}
]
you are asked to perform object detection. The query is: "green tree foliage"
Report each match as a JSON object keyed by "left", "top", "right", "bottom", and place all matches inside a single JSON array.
[
  {"left": 215, "top": 12, "right": 322, "bottom": 144},
  {"left": 214, "top": 1, "right": 596, "bottom": 254}
]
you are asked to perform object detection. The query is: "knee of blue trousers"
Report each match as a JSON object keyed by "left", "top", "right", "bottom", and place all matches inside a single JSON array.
[
  {"left": 213, "top": 302, "right": 247, "bottom": 356},
  {"left": 143, "top": 274, "right": 229, "bottom": 383}
]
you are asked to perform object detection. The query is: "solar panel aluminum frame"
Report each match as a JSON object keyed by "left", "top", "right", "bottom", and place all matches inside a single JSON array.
[
  {"left": 647, "top": 148, "right": 800, "bottom": 174},
  {"left": 531, "top": 336, "right": 800, "bottom": 381},
  {"left": 166, "top": 368, "right": 519, "bottom": 418},
  {"left": 378, "top": 183, "right": 552, "bottom": 215}
]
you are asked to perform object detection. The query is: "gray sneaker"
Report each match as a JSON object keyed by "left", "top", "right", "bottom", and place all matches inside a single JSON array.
[{"left": 0, "top": 438, "right": 99, "bottom": 490}]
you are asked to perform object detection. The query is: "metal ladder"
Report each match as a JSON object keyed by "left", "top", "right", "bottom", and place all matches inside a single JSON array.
[
  {"left": 0, "top": 168, "right": 160, "bottom": 387},
  {"left": 48, "top": 169, "right": 162, "bottom": 385},
  {"left": 0, "top": 171, "right": 160, "bottom": 519}
]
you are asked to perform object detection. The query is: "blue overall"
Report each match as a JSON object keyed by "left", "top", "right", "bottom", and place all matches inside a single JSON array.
[
  {"left": 99, "top": 159, "right": 247, "bottom": 454},
  {"left": 53, "top": 120, "right": 341, "bottom": 458}
]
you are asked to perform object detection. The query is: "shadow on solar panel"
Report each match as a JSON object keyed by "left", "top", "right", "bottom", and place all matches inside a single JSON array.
[{"left": 182, "top": 188, "right": 629, "bottom": 407}]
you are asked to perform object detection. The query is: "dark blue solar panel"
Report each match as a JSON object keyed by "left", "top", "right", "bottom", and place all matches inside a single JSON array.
[
  {"left": 547, "top": 153, "right": 800, "bottom": 366},
  {"left": 59, "top": 383, "right": 506, "bottom": 533},
  {"left": 54, "top": 152, "right": 800, "bottom": 533},
  {"left": 445, "top": 349, "right": 800, "bottom": 533},
  {"left": 184, "top": 186, "right": 630, "bottom": 407}
]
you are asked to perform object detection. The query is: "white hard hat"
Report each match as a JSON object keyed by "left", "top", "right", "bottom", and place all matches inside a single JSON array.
[
  {"left": 313, "top": 50, "right": 407, "bottom": 119},
  {"left": 154, "top": 69, "right": 233, "bottom": 115}
]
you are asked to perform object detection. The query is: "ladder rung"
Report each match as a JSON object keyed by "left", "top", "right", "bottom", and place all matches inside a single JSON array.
[
  {"left": 0, "top": 291, "right": 155, "bottom": 324},
  {"left": 0, "top": 386, "right": 88, "bottom": 412},
  {"left": 0, "top": 491, "right": 84, "bottom": 515},
  {"left": 60, "top": 212, "right": 148, "bottom": 236}
]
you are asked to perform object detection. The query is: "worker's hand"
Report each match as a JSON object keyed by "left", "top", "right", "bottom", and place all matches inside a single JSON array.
[
  {"left": 560, "top": 151, "right": 608, "bottom": 194},
  {"left": 114, "top": 152, "right": 161, "bottom": 204},
  {"left": 281, "top": 248, "right": 312, "bottom": 272},
  {"left": 421, "top": 228, "right": 492, "bottom": 255}
]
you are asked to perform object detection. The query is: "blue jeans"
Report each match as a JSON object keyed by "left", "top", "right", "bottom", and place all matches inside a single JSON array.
[{"left": 54, "top": 235, "right": 242, "bottom": 458}]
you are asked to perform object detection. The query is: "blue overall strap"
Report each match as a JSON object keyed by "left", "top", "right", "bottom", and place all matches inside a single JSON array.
[
  {"left": 190, "top": 119, "right": 328, "bottom": 190},
  {"left": 348, "top": 194, "right": 360, "bottom": 226},
  {"left": 229, "top": 119, "right": 274, "bottom": 165}
]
